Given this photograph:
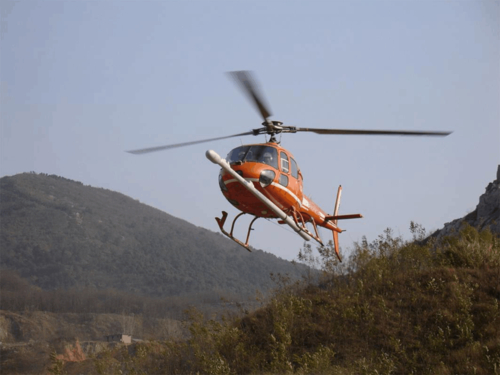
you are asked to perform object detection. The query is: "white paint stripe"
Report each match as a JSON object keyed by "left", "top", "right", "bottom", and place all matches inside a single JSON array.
[
  {"left": 224, "top": 178, "right": 302, "bottom": 207},
  {"left": 270, "top": 182, "right": 302, "bottom": 207},
  {"left": 225, "top": 178, "right": 260, "bottom": 185}
]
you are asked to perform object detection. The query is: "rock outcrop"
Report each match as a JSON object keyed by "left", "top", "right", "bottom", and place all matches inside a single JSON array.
[
  {"left": 55, "top": 339, "right": 86, "bottom": 362},
  {"left": 430, "top": 165, "right": 500, "bottom": 240}
]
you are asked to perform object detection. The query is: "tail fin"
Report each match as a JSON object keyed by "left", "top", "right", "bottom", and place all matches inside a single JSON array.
[
  {"left": 333, "top": 230, "right": 341, "bottom": 262},
  {"left": 332, "top": 186, "right": 342, "bottom": 262},
  {"left": 327, "top": 185, "right": 363, "bottom": 262},
  {"left": 333, "top": 185, "right": 342, "bottom": 226}
]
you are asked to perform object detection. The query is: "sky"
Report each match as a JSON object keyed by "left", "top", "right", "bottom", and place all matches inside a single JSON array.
[{"left": 1, "top": 0, "right": 499, "bottom": 261}]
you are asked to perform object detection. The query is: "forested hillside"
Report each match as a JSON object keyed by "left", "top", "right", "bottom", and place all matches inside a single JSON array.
[{"left": 0, "top": 173, "right": 308, "bottom": 299}]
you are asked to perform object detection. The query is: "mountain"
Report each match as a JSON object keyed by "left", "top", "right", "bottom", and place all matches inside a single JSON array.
[
  {"left": 28, "top": 175, "right": 499, "bottom": 375},
  {"left": 0, "top": 172, "right": 308, "bottom": 299},
  {"left": 429, "top": 165, "right": 500, "bottom": 241}
]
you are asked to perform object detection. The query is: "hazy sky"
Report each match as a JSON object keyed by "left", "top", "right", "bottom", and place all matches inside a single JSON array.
[{"left": 1, "top": 0, "right": 499, "bottom": 261}]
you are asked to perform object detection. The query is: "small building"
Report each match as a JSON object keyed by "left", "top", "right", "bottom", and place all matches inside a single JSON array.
[{"left": 105, "top": 334, "right": 132, "bottom": 344}]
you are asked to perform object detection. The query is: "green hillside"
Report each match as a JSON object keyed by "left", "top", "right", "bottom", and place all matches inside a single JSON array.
[{"left": 0, "top": 173, "right": 308, "bottom": 299}]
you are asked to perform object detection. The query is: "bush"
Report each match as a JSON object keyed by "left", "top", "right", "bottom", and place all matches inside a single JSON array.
[{"left": 437, "top": 223, "right": 500, "bottom": 268}]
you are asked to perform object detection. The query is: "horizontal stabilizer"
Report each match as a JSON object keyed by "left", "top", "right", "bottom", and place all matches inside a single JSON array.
[{"left": 325, "top": 214, "right": 363, "bottom": 221}]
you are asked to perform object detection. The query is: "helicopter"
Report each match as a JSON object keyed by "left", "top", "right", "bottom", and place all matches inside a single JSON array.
[{"left": 128, "top": 71, "right": 451, "bottom": 261}]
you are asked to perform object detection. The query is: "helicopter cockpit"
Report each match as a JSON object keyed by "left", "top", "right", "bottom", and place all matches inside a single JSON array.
[{"left": 226, "top": 145, "right": 278, "bottom": 169}]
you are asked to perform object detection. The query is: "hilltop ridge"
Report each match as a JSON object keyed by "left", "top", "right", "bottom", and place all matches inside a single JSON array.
[{"left": 0, "top": 172, "right": 308, "bottom": 299}]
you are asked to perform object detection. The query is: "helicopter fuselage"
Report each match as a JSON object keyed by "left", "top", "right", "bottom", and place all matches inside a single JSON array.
[{"left": 217, "top": 142, "right": 339, "bottom": 234}]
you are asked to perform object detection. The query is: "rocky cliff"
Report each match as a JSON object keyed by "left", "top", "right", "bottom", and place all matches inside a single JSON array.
[{"left": 430, "top": 165, "right": 500, "bottom": 240}]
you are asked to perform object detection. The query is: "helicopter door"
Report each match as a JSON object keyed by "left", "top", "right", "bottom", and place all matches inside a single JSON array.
[
  {"left": 279, "top": 152, "right": 290, "bottom": 187},
  {"left": 290, "top": 158, "right": 299, "bottom": 179},
  {"left": 280, "top": 152, "right": 289, "bottom": 173}
]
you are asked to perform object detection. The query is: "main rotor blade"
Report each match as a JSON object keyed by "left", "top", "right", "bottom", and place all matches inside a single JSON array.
[
  {"left": 127, "top": 131, "right": 254, "bottom": 155},
  {"left": 295, "top": 128, "right": 452, "bottom": 137},
  {"left": 228, "top": 71, "right": 272, "bottom": 122}
]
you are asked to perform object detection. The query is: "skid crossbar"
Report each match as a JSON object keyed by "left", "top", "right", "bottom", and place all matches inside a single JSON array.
[
  {"left": 281, "top": 208, "right": 324, "bottom": 247},
  {"left": 215, "top": 211, "right": 259, "bottom": 252}
]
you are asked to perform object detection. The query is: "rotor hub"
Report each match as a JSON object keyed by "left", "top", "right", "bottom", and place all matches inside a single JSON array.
[{"left": 262, "top": 120, "right": 283, "bottom": 134}]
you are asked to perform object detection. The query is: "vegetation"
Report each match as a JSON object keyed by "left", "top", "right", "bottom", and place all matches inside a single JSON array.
[
  {"left": 81, "top": 223, "right": 500, "bottom": 375},
  {"left": 0, "top": 270, "right": 235, "bottom": 320}
]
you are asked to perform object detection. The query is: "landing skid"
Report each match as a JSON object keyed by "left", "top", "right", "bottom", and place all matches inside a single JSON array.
[
  {"left": 215, "top": 211, "right": 259, "bottom": 251},
  {"left": 216, "top": 209, "right": 326, "bottom": 252}
]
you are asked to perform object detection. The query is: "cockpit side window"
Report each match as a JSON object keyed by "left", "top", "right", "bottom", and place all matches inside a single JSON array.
[
  {"left": 291, "top": 158, "right": 298, "bottom": 179},
  {"left": 280, "top": 152, "right": 289, "bottom": 173}
]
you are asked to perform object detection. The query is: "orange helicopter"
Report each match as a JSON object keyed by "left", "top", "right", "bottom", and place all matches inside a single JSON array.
[{"left": 128, "top": 71, "right": 451, "bottom": 261}]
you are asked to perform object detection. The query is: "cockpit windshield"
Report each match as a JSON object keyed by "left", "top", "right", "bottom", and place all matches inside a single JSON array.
[{"left": 226, "top": 145, "right": 279, "bottom": 169}]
